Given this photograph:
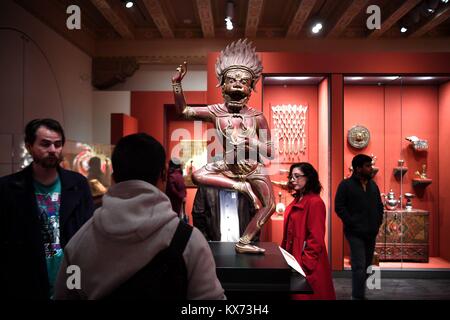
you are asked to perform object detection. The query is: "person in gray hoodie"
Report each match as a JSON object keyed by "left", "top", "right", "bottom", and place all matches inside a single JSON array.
[{"left": 54, "top": 133, "right": 225, "bottom": 300}]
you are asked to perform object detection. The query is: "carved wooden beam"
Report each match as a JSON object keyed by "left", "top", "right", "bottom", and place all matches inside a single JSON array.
[
  {"left": 142, "top": 0, "right": 174, "bottom": 38},
  {"left": 195, "top": 0, "right": 215, "bottom": 38},
  {"left": 14, "top": 0, "right": 96, "bottom": 55},
  {"left": 92, "top": 57, "right": 139, "bottom": 89},
  {"left": 245, "top": 0, "right": 264, "bottom": 38},
  {"left": 90, "top": 0, "right": 134, "bottom": 39},
  {"left": 410, "top": 5, "right": 450, "bottom": 38},
  {"left": 286, "top": 0, "right": 317, "bottom": 38},
  {"left": 369, "top": 0, "right": 421, "bottom": 38},
  {"left": 327, "top": 0, "right": 369, "bottom": 38}
]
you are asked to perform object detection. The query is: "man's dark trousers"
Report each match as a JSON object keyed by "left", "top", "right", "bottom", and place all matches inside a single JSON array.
[{"left": 345, "top": 232, "right": 376, "bottom": 299}]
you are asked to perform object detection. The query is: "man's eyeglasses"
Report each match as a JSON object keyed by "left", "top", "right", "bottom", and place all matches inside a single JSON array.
[{"left": 288, "top": 174, "right": 306, "bottom": 181}]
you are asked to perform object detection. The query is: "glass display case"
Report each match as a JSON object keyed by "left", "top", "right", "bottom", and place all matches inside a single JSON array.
[{"left": 343, "top": 75, "right": 450, "bottom": 270}]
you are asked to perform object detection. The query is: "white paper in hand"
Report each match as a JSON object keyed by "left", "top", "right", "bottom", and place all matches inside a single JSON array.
[{"left": 279, "top": 246, "right": 306, "bottom": 277}]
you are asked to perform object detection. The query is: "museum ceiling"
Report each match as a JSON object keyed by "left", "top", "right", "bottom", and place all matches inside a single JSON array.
[{"left": 14, "top": 0, "right": 450, "bottom": 64}]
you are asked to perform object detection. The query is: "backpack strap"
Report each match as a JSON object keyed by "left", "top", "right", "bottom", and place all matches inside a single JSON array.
[
  {"left": 169, "top": 220, "right": 193, "bottom": 256},
  {"left": 102, "top": 221, "right": 193, "bottom": 300}
]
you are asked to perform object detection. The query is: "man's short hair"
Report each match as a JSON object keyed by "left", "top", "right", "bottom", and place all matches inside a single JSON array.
[
  {"left": 24, "top": 118, "right": 66, "bottom": 146},
  {"left": 112, "top": 133, "right": 166, "bottom": 185},
  {"left": 352, "top": 154, "right": 372, "bottom": 169}
]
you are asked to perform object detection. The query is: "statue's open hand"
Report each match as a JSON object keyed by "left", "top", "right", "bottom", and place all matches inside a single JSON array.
[{"left": 172, "top": 61, "right": 187, "bottom": 84}]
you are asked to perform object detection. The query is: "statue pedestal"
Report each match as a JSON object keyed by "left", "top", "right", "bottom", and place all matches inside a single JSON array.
[{"left": 209, "top": 241, "right": 312, "bottom": 298}]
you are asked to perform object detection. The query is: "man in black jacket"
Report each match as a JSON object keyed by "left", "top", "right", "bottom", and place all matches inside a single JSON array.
[
  {"left": 335, "top": 154, "right": 384, "bottom": 300},
  {"left": 0, "top": 119, "right": 94, "bottom": 299},
  {"left": 192, "top": 185, "right": 259, "bottom": 242}
]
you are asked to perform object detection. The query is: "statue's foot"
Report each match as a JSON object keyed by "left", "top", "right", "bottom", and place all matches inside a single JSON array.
[{"left": 235, "top": 242, "right": 265, "bottom": 254}]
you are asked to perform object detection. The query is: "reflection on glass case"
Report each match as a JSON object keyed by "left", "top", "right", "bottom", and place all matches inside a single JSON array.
[
  {"left": 63, "top": 141, "right": 113, "bottom": 197},
  {"left": 19, "top": 139, "right": 113, "bottom": 198},
  {"left": 177, "top": 139, "right": 208, "bottom": 188}
]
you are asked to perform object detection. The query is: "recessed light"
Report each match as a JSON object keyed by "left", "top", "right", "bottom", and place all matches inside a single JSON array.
[
  {"left": 442, "top": 0, "right": 449, "bottom": 4},
  {"left": 384, "top": 76, "right": 399, "bottom": 80},
  {"left": 427, "top": 8, "right": 435, "bottom": 13},
  {"left": 269, "top": 76, "right": 311, "bottom": 81},
  {"left": 416, "top": 76, "right": 433, "bottom": 80},
  {"left": 225, "top": 17, "right": 233, "bottom": 30},
  {"left": 347, "top": 77, "right": 363, "bottom": 81},
  {"left": 312, "top": 23, "right": 323, "bottom": 34},
  {"left": 400, "top": 27, "right": 408, "bottom": 33},
  {"left": 125, "top": 1, "right": 134, "bottom": 8}
]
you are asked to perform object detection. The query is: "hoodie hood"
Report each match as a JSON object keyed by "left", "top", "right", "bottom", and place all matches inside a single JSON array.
[{"left": 94, "top": 180, "right": 177, "bottom": 242}]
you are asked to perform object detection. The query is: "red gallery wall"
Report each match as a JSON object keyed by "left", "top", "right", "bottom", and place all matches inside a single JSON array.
[
  {"left": 261, "top": 85, "right": 320, "bottom": 245},
  {"left": 110, "top": 113, "right": 138, "bottom": 145},
  {"left": 344, "top": 85, "right": 440, "bottom": 257},
  {"left": 439, "top": 81, "right": 450, "bottom": 261}
]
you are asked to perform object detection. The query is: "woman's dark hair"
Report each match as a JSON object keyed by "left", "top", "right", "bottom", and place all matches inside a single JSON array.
[
  {"left": 112, "top": 133, "right": 166, "bottom": 185},
  {"left": 288, "top": 162, "right": 322, "bottom": 195},
  {"left": 24, "top": 118, "right": 66, "bottom": 146}
]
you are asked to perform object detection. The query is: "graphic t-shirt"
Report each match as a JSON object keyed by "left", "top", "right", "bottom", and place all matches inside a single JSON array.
[{"left": 34, "top": 176, "right": 63, "bottom": 298}]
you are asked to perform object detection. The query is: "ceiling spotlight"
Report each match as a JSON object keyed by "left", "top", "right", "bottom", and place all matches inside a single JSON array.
[
  {"left": 225, "top": 17, "right": 233, "bottom": 30},
  {"left": 225, "top": 1, "right": 234, "bottom": 31},
  {"left": 312, "top": 22, "right": 323, "bottom": 34},
  {"left": 427, "top": 8, "right": 435, "bottom": 13},
  {"left": 124, "top": 1, "right": 134, "bottom": 8},
  {"left": 442, "top": 0, "right": 449, "bottom": 3},
  {"left": 401, "top": 26, "right": 408, "bottom": 33}
]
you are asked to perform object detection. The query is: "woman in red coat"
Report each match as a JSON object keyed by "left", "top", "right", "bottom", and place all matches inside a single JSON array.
[{"left": 281, "top": 162, "right": 336, "bottom": 300}]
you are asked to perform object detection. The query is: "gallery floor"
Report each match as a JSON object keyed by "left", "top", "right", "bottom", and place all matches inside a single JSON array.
[{"left": 333, "top": 277, "right": 450, "bottom": 300}]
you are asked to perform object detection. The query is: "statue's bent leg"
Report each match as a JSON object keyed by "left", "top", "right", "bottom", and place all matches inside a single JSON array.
[
  {"left": 239, "top": 174, "right": 276, "bottom": 245},
  {"left": 235, "top": 173, "right": 276, "bottom": 254},
  {"left": 192, "top": 165, "right": 262, "bottom": 210}
]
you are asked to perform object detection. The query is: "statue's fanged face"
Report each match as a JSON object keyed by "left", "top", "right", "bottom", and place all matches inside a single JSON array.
[{"left": 222, "top": 69, "right": 253, "bottom": 109}]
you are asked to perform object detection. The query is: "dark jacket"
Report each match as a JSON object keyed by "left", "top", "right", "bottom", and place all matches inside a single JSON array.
[
  {"left": 335, "top": 174, "right": 384, "bottom": 238},
  {"left": 0, "top": 164, "right": 94, "bottom": 299},
  {"left": 165, "top": 168, "right": 186, "bottom": 215},
  {"left": 192, "top": 186, "right": 259, "bottom": 242}
]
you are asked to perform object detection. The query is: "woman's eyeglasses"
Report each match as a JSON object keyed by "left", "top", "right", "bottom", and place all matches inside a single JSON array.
[{"left": 288, "top": 174, "right": 306, "bottom": 181}]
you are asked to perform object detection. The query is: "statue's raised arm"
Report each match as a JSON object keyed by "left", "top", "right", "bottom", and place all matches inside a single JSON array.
[{"left": 172, "top": 61, "right": 212, "bottom": 121}]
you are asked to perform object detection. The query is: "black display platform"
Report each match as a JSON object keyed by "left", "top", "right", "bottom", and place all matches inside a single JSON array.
[{"left": 209, "top": 241, "right": 312, "bottom": 297}]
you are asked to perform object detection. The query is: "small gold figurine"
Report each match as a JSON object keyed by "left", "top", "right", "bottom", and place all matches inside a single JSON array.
[{"left": 415, "top": 164, "right": 428, "bottom": 180}]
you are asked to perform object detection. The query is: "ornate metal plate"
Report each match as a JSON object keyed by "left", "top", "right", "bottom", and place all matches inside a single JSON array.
[{"left": 347, "top": 125, "right": 370, "bottom": 149}]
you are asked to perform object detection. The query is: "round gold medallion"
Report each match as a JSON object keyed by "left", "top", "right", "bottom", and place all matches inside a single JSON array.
[{"left": 347, "top": 125, "right": 370, "bottom": 149}]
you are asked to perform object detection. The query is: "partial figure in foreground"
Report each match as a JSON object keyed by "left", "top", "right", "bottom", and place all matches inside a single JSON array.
[
  {"left": 54, "top": 133, "right": 225, "bottom": 300},
  {"left": 0, "top": 118, "right": 94, "bottom": 299},
  {"left": 172, "top": 39, "right": 276, "bottom": 254}
]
